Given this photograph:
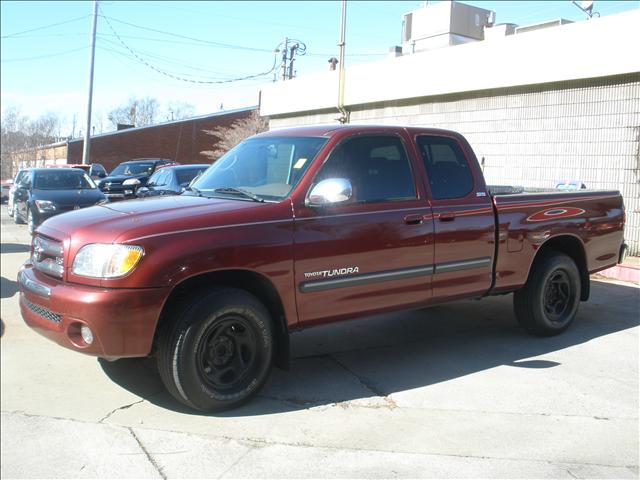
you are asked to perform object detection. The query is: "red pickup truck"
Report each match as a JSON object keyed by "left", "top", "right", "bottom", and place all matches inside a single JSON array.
[{"left": 18, "top": 125, "right": 627, "bottom": 411}]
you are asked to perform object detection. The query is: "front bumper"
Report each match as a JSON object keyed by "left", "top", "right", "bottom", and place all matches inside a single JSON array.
[{"left": 17, "top": 264, "right": 171, "bottom": 358}]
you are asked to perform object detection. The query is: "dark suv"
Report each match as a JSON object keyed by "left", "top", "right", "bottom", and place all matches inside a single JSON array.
[{"left": 98, "top": 158, "right": 174, "bottom": 201}]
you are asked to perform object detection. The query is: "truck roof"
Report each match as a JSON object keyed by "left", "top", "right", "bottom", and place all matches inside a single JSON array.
[{"left": 255, "top": 124, "right": 463, "bottom": 138}]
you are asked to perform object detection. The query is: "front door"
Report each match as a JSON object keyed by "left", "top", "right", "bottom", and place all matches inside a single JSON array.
[{"left": 293, "top": 133, "right": 435, "bottom": 325}]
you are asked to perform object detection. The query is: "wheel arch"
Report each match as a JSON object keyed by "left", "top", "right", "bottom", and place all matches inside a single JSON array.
[
  {"left": 529, "top": 234, "right": 590, "bottom": 301},
  {"left": 153, "top": 269, "right": 290, "bottom": 370}
]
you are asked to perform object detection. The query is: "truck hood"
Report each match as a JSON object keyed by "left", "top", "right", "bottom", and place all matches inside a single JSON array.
[{"left": 37, "top": 194, "right": 286, "bottom": 246}]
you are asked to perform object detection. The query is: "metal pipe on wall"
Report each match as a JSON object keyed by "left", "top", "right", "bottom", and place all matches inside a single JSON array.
[{"left": 337, "top": 0, "right": 349, "bottom": 124}]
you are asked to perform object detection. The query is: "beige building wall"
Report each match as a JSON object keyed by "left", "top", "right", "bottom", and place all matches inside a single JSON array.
[{"left": 268, "top": 74, "right": 640, "bottom": 255}]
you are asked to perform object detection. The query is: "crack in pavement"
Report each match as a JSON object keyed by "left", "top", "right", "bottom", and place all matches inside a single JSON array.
[
  {"left": 328, "top": 354, "right": 397, "bottom": 409},
  {"left": 566, "top": 469, "right": 579, "bottom": 478},
  {"left": 128, "top": 427, "right": 168, "bottom": 480},
  {"left": 2, "top": 410, "right": 636, "bottom": 472},
  {"left": 99, "top": 399, "right": 145, "bottom": 423},
  {"left": 216, "top": 447, "right": 254, "bottom": 479}
]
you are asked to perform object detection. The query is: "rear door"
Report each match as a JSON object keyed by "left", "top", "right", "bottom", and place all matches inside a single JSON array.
[
  {"left": 293, "top": 132, "right": 435, "bottom": 325},
  {"left": 415, "top": 134, "right": 495, "bottom": 301}
]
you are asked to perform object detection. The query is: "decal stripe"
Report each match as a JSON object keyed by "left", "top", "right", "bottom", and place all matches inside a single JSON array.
[
  {"left": 299, "top": 256, "right": 492, "bottom": 293},
  {"left": 299, "top": 265, "right": 434, "bottom": 293},
  {"left": 434, "top": 257, "right": 493, "bottom": 274}
]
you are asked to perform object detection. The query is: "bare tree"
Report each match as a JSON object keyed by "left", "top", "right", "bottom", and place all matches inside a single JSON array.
[
  {"left": 165, "top": 101, "right": 195, "bottom": 121},
  {"left": 108, "top": 96, "right": 160, "bottom": 128},
  {"left": 1, "top": 107, "right": 64, "bottom": 178},
  {"left": 201, "top": 111, "right": 269, "bottom": 161}
]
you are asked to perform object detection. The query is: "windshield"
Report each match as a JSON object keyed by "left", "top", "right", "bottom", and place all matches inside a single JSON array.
[
  {"left": 34, "top": 171, "right": 96, "bottom": 190},
  {"left": 177, "top": 168, "right": 208, "bottom": 185},
  {"left": 191, "top": 136, "right": 327, "bottom": 201},
  {"left": 111, "top": 162, "right": 155, "bottom": 176}
]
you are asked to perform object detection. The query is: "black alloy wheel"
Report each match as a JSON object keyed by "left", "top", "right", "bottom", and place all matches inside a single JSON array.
[
  {"left": 196, "top": 316, "right": 258, "bottom": 390},
  {"left": 542, "top": 270, "right": 573, "bottom": 323}
]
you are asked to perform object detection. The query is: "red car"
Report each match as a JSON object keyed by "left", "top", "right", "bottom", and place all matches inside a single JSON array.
[{"left": 18, "top": 125, "right": 626, "bottom": 411}]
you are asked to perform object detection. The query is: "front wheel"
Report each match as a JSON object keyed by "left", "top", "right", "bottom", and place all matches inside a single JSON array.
[
  {"left": 14, "top": 205, "right": 25, "bottom": 225},
  {"left": 156, "top": 288, "right": 274, "bottom": 411},
  {"left": 514, "top": 251, "right": 581, "bottom": 336}
]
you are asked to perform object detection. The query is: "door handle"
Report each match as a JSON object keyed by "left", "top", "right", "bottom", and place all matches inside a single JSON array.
[
  {"left": 403, "top": 214, "right": 423, "bottom": 225},
  {"left": 438, "top": 212, "right": 456, "bottom": 222}
]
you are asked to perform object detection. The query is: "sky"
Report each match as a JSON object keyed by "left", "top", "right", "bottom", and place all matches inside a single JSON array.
[{"left": 1, "top": 0, "right": 638, "bottom": 137}]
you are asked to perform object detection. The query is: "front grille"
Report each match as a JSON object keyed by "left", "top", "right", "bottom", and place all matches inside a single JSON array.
[
  {"left": 100, "top": 181, "right": 124, "bottom": 193},
  {"left": 23, "top": 297, "right": 62, "bottom": 324},
  {"left": 32, "top": 235, "right": 64, "bottom": 279}
]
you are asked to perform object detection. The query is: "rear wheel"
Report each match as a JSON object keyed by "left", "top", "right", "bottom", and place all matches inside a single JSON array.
[
  {"left": 156, "top": 288, "right": 274, "bottom": 411},
  {"left": 514, "top": 251, "right": 581, "bottom": 336},
  {"left": 27, "top": 208, "right": 35, "bottom": 235}
]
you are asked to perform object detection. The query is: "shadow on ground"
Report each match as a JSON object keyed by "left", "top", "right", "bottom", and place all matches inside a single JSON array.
[
  {"left": 99, "top": 279, "right": 639, "bottom": 416},
  {"left": 1, "top": 243, "right": 30, "bottom": 254},
  {"left": 1, "top": 276, "right": 19, "bottom": 299}
]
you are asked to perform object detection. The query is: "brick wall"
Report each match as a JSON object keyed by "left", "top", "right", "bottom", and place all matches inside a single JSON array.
[
  {"left": 67, "top": 108, "right": 254, "bottom": 173},
  {"left": 269, "top": 74, "right": 640, "bottom": 255}
]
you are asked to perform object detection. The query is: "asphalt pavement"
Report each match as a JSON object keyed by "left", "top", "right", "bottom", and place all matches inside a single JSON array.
[{"left": 1, "top": 207, "right": 638, "bottom": 479}]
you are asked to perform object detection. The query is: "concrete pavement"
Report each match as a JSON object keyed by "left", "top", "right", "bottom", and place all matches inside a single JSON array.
[{"left": 1, "top": 208, "right": 638, "bottom": 478}]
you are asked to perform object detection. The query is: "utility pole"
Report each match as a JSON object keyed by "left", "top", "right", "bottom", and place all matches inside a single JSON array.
[
  {"left": 337, "top": 0, "right": 349, "bottom": 123},
  {"left": 280, "top": 37, "right": 289, "bottom": 81},
  {"left": 82, "top": 0, "right": 98, "bottom": 165}
]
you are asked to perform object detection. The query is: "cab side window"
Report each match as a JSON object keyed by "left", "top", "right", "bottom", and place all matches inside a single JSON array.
[
  {"left": 316, "top": 135, "right": 416, "bottom": 204},
  {"left": 417, "top": 136, "right": 474, "bottom": 200}
]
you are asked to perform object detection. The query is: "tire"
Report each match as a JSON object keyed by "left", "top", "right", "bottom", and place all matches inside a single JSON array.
[
  {"left": 14, "top": 206, "right": 25, "bottom": 225},
  {"left": 156, "top": 288, "right": 274, "bottom": 412},
  {"left": 27, "top": 208, "right": 35, "bottom": 235},
  {"left": 514, "top": 250, "right": 581, "bottom": 337}
]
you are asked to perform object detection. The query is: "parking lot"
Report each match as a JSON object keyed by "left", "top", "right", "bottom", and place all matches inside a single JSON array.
[{"left": 1, "top": 206, "right": 638, "bottom": 478}]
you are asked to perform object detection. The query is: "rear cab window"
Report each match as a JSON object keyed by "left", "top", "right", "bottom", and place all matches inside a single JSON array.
[{"left": 416, "top": 136, "right": 474, "bottom": 200}]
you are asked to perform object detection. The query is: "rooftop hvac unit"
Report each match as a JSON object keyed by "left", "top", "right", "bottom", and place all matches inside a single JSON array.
[{"left": 401, "top": 1, "right": 495, "bottom": 53}]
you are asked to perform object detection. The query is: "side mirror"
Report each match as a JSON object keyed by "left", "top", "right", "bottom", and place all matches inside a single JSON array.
[
  {"left": 98, "top": 171, "right": 107, "bottom": 178},
  {"left": 306, "top": 178, "right": 352, "bottom": 207}
]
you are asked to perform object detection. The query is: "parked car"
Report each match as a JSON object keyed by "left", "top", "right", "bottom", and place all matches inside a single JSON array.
[
  {"left": 136, "top": 164, "right": 210, "bottom": 198},
  {"left": 97, "top": 158, "right": 175, "bottom": 201},
  {"left": 45, "top": 163, "right": 108, "bottom": 181},
  {"left": 13, "top": 168, "right": 106, "bottom": 234},
  {"left": 1, "top": 179, "right": 11, "bottom": 203},
  {"left": 6, "top": 168, "right": 30, "bottom": 217},
  {"left": 17, "top": 125, "right": 627, "bottom": 411}
]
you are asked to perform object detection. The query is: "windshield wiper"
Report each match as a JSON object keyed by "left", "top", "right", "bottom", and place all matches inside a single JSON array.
[
  {"left": 184, "top": 186, "right": 202, "bottom": 197},
  {"left": 214, "top": 187, "right": 264, "bottom": 203}
]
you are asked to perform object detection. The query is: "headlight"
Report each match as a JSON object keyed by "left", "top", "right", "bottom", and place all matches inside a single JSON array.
[
  {"left": 35, "top": 200, "right": 56, "bottom": 213},
  {"left": 123, "top": 178, "right": 141, "bottom": 186},
  {"left": 72, "top": 244, "right": 144, "bottom": 278}
]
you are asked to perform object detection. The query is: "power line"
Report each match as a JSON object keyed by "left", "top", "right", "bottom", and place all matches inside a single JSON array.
[
  {"left": 1, "top": 15, "right": 90, "bottom": 38},
  {"left": 98, "top": 14, "right": 384, "bottom": 58},
  {"left": 0, "top": 46, "right": 88, "bottom": 63},
  {"left": 99, "top": 9, "right": 278, "bottom": 84},
  {"left": 99, "top": 14, "right": 274, "bottom": 53},
  {"left": 98, "top": 38, "right": 258, "bottom": 79}
]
